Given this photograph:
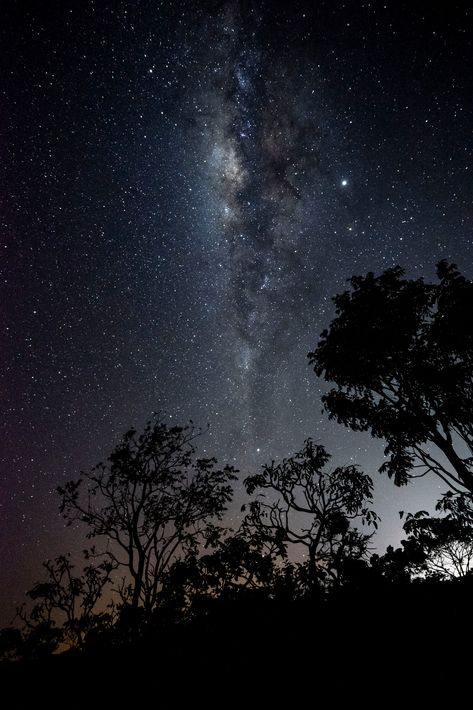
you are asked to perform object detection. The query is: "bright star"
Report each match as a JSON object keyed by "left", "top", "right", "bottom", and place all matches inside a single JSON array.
[{"left": 341, "top": 179, "right": 348, "bottom": 187}]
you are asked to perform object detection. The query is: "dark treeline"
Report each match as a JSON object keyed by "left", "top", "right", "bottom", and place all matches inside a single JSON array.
[{"left": 2, "top": 261, "right": 473, "bottom": 707}]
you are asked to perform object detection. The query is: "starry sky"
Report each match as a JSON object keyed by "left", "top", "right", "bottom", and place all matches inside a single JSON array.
[{"left": 2, "top": 0, "right": 473, "bottom": 624}]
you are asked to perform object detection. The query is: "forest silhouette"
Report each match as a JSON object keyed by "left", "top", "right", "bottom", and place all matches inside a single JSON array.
[{"left": 2, "top": 261, "right": 473, "bottom": 707}]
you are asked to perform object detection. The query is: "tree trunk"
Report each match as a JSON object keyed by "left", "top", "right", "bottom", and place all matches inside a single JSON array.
[
  {"left": 131, "top": 558, "right": 145, "bottom": 611},
  {"left": 432, "top": 430, "right": 473, "bottom": 494}
]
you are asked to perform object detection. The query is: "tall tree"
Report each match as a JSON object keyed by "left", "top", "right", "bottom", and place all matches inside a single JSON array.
[
  {"left": 58, "top": 416, "right": 237, "bottom": 613},
  {"left": 243, "top": 439, "right": 378, "bottom": 590},
  {"left": 310, "top": 261, "right": 473, "bottom": 494}
]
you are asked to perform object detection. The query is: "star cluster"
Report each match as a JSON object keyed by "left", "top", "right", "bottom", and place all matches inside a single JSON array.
[{"left": 1, "top": 0, "right": 473, "bottom": 623}]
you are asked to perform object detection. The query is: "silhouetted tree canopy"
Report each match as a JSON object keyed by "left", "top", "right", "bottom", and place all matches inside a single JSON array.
[
  {"left": 6, "top": 400, "right": 473, "bottom": 667},
  {"left": 160, "top": 531, "right": 287, "bottom": 617},
  {"left": 58, "top": 416, "right": 237, "bottom": 613},
  {"left": 16, "top": 552, "right": 113, "bottom": 654},
  {"left": 310, "top": 261, "right": 473, "bottom": 494},
  {"left": 243, "top": 439, "right": 378, "bottom": 590},
  {"left": 0, "top": 627, "right": 23, "bottom": 662},
  {"left": 400, "top": 492, "right": 473, "bottom": 579}
]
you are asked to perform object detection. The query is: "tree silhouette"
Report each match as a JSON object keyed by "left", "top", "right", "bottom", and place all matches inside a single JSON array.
[
  {"left": 160, "top": 532, "right": 282, "bottom": 617},
  {"left": 0, "top": 627, "right": 24, "bottom": 662},
  {"left": 400, "top": 492, "right": 473, "bottom": 580},
  {"left": 310, "top": 261, "right": 473, "bottom": 494},
  {"left": 243, "top": 439, "right": 378, "bottom": 591},
  {"left": 58, "top": 416, "right": 237, "bottom": 614},
  {"left": 16, "top": 552, "right": 113, "bottom": 653}
]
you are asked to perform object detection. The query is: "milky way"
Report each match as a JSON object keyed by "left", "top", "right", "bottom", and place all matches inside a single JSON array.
[{"left": 199, "top": 2, "right": 348, "bottom": 445}]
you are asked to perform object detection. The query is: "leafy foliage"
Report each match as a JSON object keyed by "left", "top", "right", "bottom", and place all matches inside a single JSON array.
[
  {"left": 58, "top": 415, "right": 237, "bottom": 613},
  {"left": 400, "top": 492, "right": 473, "bottom": 579},
  {"left": 160, "top": 531, "right": 285, "bottom": 617},
  {"left": 243, "top": 439, "right": 379, "bottom": 589},
  {"left": 310, "top": 261, "right": 473, "bottom": 493},
  {"left": 16, "top": 553, "right": 113, "bottom": 653}
]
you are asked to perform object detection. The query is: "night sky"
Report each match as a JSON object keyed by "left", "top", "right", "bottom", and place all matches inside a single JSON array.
[{"left": 2, "top": 0, "right": 473, "bottom": 624}]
